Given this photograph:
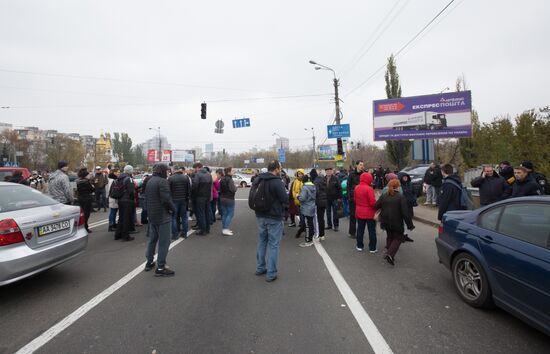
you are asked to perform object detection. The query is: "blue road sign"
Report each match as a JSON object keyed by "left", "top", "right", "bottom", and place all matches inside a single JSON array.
[
  {"left": 327, "top": 124, "right": 350, "bottom": 139},
  {"left": 278, "top": 148, "right": 286, "bottom": 163},
  {"left": 232, "top": 118, "right": 251, "bottom": 128},
  {"left": 2, "top": 161, "right": 18, "bottom": 167}
]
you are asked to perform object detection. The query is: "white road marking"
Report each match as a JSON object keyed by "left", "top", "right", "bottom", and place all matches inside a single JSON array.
[
  {"left": 14, "top": 229, "right": 194, "bottom": 354},
  {"left": 314, "top": 241, "right": 394, "bottom": 354}
]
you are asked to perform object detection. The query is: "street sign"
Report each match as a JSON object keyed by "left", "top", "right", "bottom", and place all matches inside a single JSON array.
[
  {"left": 232, "top": 118, "right": 251, "bottom": 128},
  {"left": 327, "top": 124, "right": 351, "bottom": 139},
  {"left": 161, "top": 150, "right": 172, "bottom": 162},
  {"left": 2, "top": 161, "right": 18, "bottom": 167},
  {"left": 215, "top": 120, "right": 224, "bottom": 129},
  {"left": 244, "top": 160, "right": 250, "bottom": 164},
  {"left": 278, "top": 148, "right": 286, "bottom": 163},
  {"left": 256, "top": 158, "right": 265, "bottom": 164}
]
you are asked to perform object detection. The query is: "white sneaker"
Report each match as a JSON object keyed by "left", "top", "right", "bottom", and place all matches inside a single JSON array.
[
  {"left": 299, "top": 241, "right": 314, "bottom": 247},
  {"left": 356, "top": 247, "right": 364, "bottom": 252},
  {"left": 369, "top": 249, "right": 378, "bottom": 254},
  {"left": 222, "top": 229, "right": 233, "bottom": 236},
  {"left": 319, "top": 236, "right": 326, "bottom": 241}
]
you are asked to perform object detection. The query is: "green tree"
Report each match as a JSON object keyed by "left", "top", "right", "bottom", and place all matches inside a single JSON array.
[
  {"left": 111, "top": 132, "right": 133, "bottom": 163},
  {"left": 384, "top": 54, "right": 410, "bottom": 169}
]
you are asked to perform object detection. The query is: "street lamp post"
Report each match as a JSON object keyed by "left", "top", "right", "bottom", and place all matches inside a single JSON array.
[
  {"left": 309, "top": 60, "right": 341, "bottom": 125},
  {"left": 149, "top": 127, "right": 161, "bottom": 162}
]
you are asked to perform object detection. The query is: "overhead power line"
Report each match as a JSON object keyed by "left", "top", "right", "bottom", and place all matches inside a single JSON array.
[
  {"left": 344, "top": 0, "right": 457, "bottom": 97},
  {"left": 0, "top": 68, "right": 286, "bottom": 95},
  {"left": 340, "top": 0, "right": 410, "bottom": 78}
]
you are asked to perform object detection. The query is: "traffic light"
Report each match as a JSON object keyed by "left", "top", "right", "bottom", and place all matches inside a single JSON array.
[
  {"left": 201, "top": 102, "right": 207, "bottom": 119},
  {"left": 337, "top": 138, "right": 344, "bottom": 155}
]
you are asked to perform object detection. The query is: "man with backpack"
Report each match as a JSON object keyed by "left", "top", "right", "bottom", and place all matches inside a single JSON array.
[
  {"left": 249, "top": 160, "right": 288, "bottom": 283},
  {"left": 437, "top": 164, "right": 466, "bottom": 221}
]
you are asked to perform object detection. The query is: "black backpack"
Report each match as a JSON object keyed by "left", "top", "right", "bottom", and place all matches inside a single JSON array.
[
  {"left": 109, "top": 177, "right": 128, "bottom": 199},
  {"left": 248, "top": 179, "right": 272, "bottom": 212}
]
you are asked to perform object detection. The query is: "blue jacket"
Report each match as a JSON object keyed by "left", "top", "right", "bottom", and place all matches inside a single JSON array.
[{"left": 298, "top": 182, "right": 316, "bottom": 217}]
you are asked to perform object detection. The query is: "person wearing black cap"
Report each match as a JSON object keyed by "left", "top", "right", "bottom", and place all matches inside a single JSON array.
[
  {"left": 520, "top": 161, "right": 550, "bottom": 195},
  {"left": 48, "top": 161, "right": 74, "bottom": 205}
]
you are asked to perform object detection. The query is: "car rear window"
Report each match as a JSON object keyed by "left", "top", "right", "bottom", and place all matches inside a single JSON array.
[
  {"left": 0, "top": 185, "right": 58, "bottom": 212},
  {"left": 0, "top": 171, "right": 14, "bottom": 181}
]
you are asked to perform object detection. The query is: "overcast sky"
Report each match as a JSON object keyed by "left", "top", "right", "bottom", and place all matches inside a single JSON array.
[{"left": 1, "top": 0, "right": 548, "bottom": 153}]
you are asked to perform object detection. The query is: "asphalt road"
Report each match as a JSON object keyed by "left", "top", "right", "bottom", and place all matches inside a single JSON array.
[{"left": 1, "top": 189, "right": 549, "bottom": 354}]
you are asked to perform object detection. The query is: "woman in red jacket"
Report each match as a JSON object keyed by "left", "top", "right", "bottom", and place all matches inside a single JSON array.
[{"left": 354, "top": 172, "right": 377, "bottom": 252}]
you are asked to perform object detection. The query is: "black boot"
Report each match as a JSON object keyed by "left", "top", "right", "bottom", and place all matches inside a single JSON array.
[{"left": 295, "top": 226, "right": 305, "bottom": 239}]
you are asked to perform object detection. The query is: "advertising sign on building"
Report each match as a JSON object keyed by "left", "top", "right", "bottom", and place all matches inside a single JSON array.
[
  {"left": 318, "top": 145, "right": 339, "bottom": 161},
  {"left": 372, "top": 91, "right": 472, "bottom": 141},
  {"left": 161, "top": 150, "right": 172, "bottom": 162},
  {"left": 172, "top": 150, "right": 195, "bottom": 163},
  {"left": 147, "top": 149, "right": 158, "bottom": 162}
]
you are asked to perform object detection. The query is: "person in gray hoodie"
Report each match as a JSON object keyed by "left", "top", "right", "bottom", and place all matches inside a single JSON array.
[
  {"left": 145, "top": 163, "right": 176, "bottom": 277},
  {"left": 48, "top": 161, "right": 74, "bottom": 205},
  {"left": 297, "top": 174, "right": 317, "bottom": 247}
]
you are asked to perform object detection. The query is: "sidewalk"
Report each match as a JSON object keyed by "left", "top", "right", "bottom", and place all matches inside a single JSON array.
[{"left": 413, "top": 204, "right": 440, "bottom": 228}]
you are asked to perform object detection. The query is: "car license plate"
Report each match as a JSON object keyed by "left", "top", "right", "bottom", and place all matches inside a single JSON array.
[{"left": 38, "top": 220, "right": 71, "bottom": 236}]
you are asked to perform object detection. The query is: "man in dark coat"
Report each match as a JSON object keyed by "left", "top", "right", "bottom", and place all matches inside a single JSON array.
[
  {"left": 115, "top": 165, "right": 136, "bottom": 241},
  {"left": 325, "top": 167, "right": 342, "bottom": 232},
  {"left": 192, "top": 163, "right": 213, "bottom": 235},
  {"left": 438, "top": 164, "right": 465, "bottom": 221},
  {"left": 169, "top": 166, "right": 191, "bottom": 240},
  {"left": 470, "top": 165, "right": 510, "bottom": 206},
  {"left": 520, "top": 161, "right": 550, "bottom": 195},
  {"left": 512, "top": 166, "right": 542, "bottom": 198},
  {"left": 145, "top": 163, "right": 176, "bottom": 277},
  {"left": 423, "top": 162, "right": 443, "bottom": 205}
]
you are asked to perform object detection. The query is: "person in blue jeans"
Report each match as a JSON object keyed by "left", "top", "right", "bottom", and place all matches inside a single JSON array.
[
  {"left": 168, "top": 167, "right": 191, "bottom": 240},
  {"left": 252, "top": 160, "right": 289, "bottom": 282},
  {"left": 219, "top": 166, "right": 237, "bottom": 236}
]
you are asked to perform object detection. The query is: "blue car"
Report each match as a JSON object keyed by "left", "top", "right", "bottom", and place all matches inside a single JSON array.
[{"left": 436, "top": 196, "right": 550, "bottom": 336}]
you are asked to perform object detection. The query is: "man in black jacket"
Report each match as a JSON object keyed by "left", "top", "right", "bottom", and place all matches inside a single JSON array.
[
  {"left": 438, "top": 164, "right": 465, "bottom": 221},
  {"left": 520, "top": 161, "right": 550, "bottom": 195},
  {"left": 114, "top": 165, "right": 136, "bottom": 241},
  {"left": 169, "top": 166, "right": 191, "bottom": 240},
  {"left": 325, "top": 167, "right": 342, "bottom": 232},
  {"left": 253, "top": 160, "right": 289, "bottom": 282},
  {"left": 311, "top": 168, "right": 327, "bottom": 239},
  {"left": 424, "top": 162, "right": 443, "bottom": 205},
  {"left": 145, "top": 163, "right": 176, "bottom": 277},
  {"left": 512, "top": 166, "right": 542, "bottom": 198},
  {"left": 192, "top": 163, "right": 213, "bottom": 235},
  {"left": 470, "top": 165, "right": 510, "bottom": 206},
  {"left": 347, "top": 160, "right": 364, "bottom": 238}
]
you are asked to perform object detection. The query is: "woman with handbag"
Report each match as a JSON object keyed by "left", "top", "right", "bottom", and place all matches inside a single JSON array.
[{"left": 374, "top": 179, "right": 415, "bottom": 266}]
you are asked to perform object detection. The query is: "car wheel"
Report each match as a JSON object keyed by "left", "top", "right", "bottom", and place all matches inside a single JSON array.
[
  {"left": 241, "top": 181, "right": 247, "bottom": 188},
  {"left": 452, "top": 253, "right": 493, "bottom": 308}
]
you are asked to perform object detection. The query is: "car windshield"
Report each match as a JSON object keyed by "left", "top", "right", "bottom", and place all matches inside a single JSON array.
[{"left": 0, "top": 185, "right": 58, "bottom": 212}]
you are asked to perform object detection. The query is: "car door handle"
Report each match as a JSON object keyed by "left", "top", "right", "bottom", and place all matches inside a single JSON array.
[{"left": 481, "top": 235, "right": 493, "bottom": 242}]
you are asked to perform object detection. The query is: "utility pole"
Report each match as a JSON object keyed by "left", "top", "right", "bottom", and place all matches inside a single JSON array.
[{"left": 334, "top": 77, "right": 341, "bottom": 125}]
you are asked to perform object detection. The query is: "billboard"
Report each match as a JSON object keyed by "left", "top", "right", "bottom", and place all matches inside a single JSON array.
[
  {"left": 318, "top": 145, "right": 344, "bottom": 161},
  {"left": 161, "top": 150, "right": 172, "bottom": 162},
  {"left": 147, "top": 149, "right": 158, "bottom": 162},
  {"left": 372, "top": 91, "right": 472, "bottom": 141},
  {"left": 172, "top": 150, "right": 195, "bottom": 163}
]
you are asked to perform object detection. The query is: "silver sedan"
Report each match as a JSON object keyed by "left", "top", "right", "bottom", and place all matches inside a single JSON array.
[{"left": 0, "top": 182, "right": 88, "bottom": 286}]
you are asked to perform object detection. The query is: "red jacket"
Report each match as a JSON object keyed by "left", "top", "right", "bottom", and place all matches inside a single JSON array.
[{"left": 354, "top": 172, "right": 377, "bottom": 219}]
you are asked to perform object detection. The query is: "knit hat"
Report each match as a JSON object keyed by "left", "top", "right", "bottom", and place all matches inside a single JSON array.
[
  {"left": 520, "top": 161, "right": 534, "bottom": 170},
  {"left": 123, "top": 165, "right": 134, "bottom": 174},
  {"left": 309, "top": 168, "right": 318, "bottom": 181},
  {"left": 58, "top": 160, "right": 68, "bottom": 169},
  {"left": 385, "top": 172, "right": 398, "bottom": 181}
]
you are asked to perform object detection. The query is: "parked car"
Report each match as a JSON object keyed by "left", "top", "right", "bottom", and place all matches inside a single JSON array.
[
  {"left": 436, "top": 196, "right": 550, "bottom": 336},
  {"left": 233, "top": 174, "right": 252, "bottom": 188},
  {"left": 238, "top": 168, "right": 255, "bottom": 175},
  {"left": 0, "top": 167, "right": 32, "bottom": 182},
  {"left": 400, "top": 164, "right": 430, "bottom": 197},
  {"left": 0, "top": 182, "right": 89, "bottom": 286}
]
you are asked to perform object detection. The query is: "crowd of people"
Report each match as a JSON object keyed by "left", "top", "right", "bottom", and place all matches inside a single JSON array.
[{"left": 4, "top": 157, "right": 548, "bottom": 281}]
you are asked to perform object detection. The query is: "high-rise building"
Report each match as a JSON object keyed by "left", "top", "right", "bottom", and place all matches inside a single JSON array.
[
  {"left": 273, "top": 137, "right": 290, "bottom": 151},
  {"left": 141, "top": 135, "right": 172, "bottom": 155}
]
